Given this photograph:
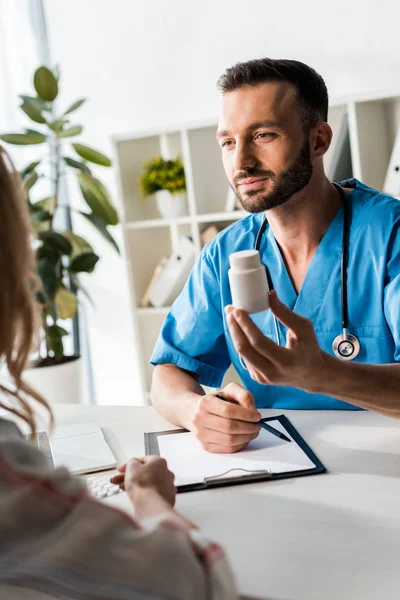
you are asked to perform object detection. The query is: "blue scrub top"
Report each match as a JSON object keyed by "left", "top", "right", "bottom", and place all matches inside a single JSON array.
[{"left": 151, "top": 179, "right": 400, "bottom": 409}]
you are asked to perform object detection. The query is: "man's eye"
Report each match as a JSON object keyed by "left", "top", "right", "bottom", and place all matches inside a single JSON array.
[
  {"left": 221, "top": 140, "right": 233, "bottom": 148},
  {"left": 256, "top": 132, "right": 275, "bottom": 140}
]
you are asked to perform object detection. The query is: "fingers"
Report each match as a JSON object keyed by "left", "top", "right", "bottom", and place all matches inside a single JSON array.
[
  {"left": 269, "top": 291, "right": 310, "bottom": 336},
  {"left": 199, "top": 428, "right": 260, "bottom": 448},
  {"left": 192, "top": 393, "right": 261, "bottom": 451},
  {"left": 219, "top": 381, "right": 257, "bottom": 411},
  {"left": 201, "top": 439, "right": 256, "bottom": 454},
  {"left": 195, "top": 394, "right": 261, "bottom": 424},
  {"left": 119, "top": 456, "right": 176, "bottom": 508},
  {"left": 124, "top": 455, "right": 161, "bottom": 476},
  {"left": 226, "top": 306, "right": 283, "bottom": 364},
  {"left": 123, "top": 456, "right": 172, "bottom": 486},
  {"left": 227, "top": 310, "right": 282, "bottom": 372},
  {"left": 118, "top": 457, "right": 146, "bottom": 473},
  {"left": 199, "top": 412, "right": 261, "bottom": 435},
  {"left": 110, "top": 473, "right": 125, "bottom": 489}
]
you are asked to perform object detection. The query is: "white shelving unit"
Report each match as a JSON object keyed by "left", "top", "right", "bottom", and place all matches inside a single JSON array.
[{"left": 113, "top": 92, "right": 400, "bottom": 404}]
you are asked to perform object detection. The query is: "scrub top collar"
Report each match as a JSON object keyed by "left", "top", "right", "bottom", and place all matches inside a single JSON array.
[{"left": 256, "top": 178, "right": 360, "bottom": 319}]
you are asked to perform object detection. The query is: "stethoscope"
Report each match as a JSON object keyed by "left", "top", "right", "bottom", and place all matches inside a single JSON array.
[{"left": 252, "top": 182, "right": 360, "bottom": 361}]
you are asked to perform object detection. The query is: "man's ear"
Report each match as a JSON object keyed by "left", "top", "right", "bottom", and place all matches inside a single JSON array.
[{"left": 309, "top": 122, "right": 332, "bottom": 159}]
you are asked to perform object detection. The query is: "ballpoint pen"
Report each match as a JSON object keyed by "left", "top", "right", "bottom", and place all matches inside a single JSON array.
[{"left": 215, "top": 393, "right": 291, "bottom": 443}]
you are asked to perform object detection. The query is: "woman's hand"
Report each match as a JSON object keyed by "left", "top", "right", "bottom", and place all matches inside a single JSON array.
[{"left": 110, "top": 456, "right": 176, "bottom": 509}]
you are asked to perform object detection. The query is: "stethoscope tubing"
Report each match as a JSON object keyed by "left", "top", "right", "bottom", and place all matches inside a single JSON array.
[{"left": 245, "top": 182, "right": 360, "bottom": 363}]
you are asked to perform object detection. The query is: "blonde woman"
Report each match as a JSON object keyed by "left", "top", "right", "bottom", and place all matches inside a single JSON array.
[{"left": 0, "top": 146, "right": 237, "bottom": 600}]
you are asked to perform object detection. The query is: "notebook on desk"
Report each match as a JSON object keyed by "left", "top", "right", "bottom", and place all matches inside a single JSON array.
[
  {"left": 145, "top": 414, "right": 326, "bottom": 492},
  {"left": 50, "top": 422, "right": 117, "bottom": 475}
]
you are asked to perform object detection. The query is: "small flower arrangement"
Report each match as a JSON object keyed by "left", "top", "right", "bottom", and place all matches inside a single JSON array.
[{"left": 140, "top": 156, "right": 186, "bottom": 197}]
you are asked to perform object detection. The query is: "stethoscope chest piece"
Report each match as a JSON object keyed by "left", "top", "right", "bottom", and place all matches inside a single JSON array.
[{"left": 332, "top": 332, "right": 360, "bottom": 361}]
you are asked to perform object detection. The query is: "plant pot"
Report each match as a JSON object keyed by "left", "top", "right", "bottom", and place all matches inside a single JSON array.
[
  {"left": 23, "top": 356, "right": 84, "bottom": 405},
  {"left": 155, "top": 190, "right": 186, "bottom": 219}
]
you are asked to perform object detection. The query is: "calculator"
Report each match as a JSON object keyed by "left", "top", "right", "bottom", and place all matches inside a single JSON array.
[{"left": 83, "top": 475, "right": 123, "bottom": 500}]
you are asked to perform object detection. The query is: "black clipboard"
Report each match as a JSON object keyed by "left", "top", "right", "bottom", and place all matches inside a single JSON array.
[{"left": 144, "top": 414, "right": 326, "bottom": 493}]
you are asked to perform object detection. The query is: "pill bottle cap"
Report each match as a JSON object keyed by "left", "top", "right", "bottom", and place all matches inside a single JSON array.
[{"left": 229, "top": 250, "right": 261, "bottom": 270}]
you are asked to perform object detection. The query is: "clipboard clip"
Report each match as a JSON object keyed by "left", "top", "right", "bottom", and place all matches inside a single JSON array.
[{"left": 204, "top": 468, "right": 273, "bottom": 488}]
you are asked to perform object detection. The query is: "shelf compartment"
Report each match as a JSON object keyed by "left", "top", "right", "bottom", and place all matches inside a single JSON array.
[
  {"left": 187, "top": 125, "right": 228, "bottom": 215},
  {"left": 125, "top": 226, "right": 172, "bottom": 307},
  {"left": 198, "top": 218, "right": 245, "bottom": 248},
  {"left": 349, "top": 96, "right": 400, "bottom": 190},
  {"left": 115, "top": 132, "right": 189, "bottom": 223}
]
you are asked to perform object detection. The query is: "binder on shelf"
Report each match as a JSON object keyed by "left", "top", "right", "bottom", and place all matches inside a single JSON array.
[
  {"left": 148, "top": 236, "right": 195, "bottom": 308},
  {"left": 383, "top": 126, "right": 400, "bottom": 197},
  {"left": 200, "top": 225, "right": 219, "bottom": 245},
  {"left": 140, "top": 256, "right": 169, "bottom": 307}
]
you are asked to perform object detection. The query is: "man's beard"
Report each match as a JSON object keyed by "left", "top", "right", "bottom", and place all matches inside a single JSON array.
[{"left": 232, "top": 137, "right": 313, "bottom": 213}]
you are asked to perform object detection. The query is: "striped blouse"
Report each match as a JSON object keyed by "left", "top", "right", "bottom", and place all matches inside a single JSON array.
[{"left": 0, "top": 418, "right": 237, "bottom": 599}]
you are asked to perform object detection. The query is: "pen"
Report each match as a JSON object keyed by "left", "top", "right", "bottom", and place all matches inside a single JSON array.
[{"left": 215, "top": 393, "right": 291, "bottom": 443}]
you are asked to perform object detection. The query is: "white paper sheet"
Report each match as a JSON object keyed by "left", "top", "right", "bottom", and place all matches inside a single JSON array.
[{"left": 157, "top": 419, "right": 315, "bottom": 487}]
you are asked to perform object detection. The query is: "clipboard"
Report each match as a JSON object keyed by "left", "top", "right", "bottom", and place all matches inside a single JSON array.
[{"left": 145, "top": 414, "right": 326, "bottom": 493}]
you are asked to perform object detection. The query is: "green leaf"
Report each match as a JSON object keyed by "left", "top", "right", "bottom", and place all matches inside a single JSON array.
[
  {"left": 46, "top": 324, "right": 68, "bottom": 361},
  {"left": 72, "top": 143, "right": 111, "bottom": 167},
  {"left": 77, "top": 172, "right": 118, "bottom": 225},
  {"left": 19, "top": 95, "right": 49, "bottom": 111},
  {"left": 0, "top": 132, "right": 46, "bottom": 145},
  {"left": 63, "top": 156, "right": 91, "bottom": 174},
  {"left": 54, "top": 287, "right": 77, "bottom": 320},
  {"left": 39, "top": 231, "right": 73, "bottom": 255},
  {"left": 20, "top": 102, "right": 46, "bottom": 124},
  {"left": 32, "top": 220, "right": 51, "bottom": 235},
  {"left": 53, "top": 324, "right": 69, "bottom": 336},
  {"left": 37, "top": 258, "right": 58, "bottom": 299},
  {"left": 48, "top": 118, "right": 69, "bottom": 132},
  {"left": 57, "top": 125, "right": 82, "bottom": 138},
  {"left": 25, "top": 128, "right": 45, "bottom": 136},
  {"left": 36, "top": 244, "right": 60, "bottom": 264},
  {"left": 22, "top": 170, "right": 39, "bottom": 192},
  {"left": 70, "top": 252, "right": 99, "bottom": 273},
  {"left": 36, "top": 289, "right": 47, "bottom": 305},
  {"left": 34, "top": 66, "right": 59, "bottom": 102},
  {"left": 20, "top": 161, "right": 41, "bottom": 178},
  {"left": 30, "top": 205, "right": 52, "bottom": 224},
  {"left": 64, "top": 98, "right": 86, "bottom": 115},
  {"left": 34, "top": 196, "right": 56, "bottom": 215},
  {"left": 61, "top": 231, "right": 93, "bottom": 258},
  {"left": 80, "top": 211, "right": 120, "bottom": 254}
]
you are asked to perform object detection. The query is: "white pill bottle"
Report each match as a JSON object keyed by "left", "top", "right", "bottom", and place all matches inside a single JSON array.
[{"left": 228, "top": 250, "right": 269, "bottom": 314}]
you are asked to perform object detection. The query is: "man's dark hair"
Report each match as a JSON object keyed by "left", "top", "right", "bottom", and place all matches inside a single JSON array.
[{"left": 217, "top": 58, "right": 328, "bottom": 131}]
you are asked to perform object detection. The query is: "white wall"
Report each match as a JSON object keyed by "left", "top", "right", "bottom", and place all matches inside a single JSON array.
[{"left": 43, "top": 0, "right": 400, "bottom": 405}]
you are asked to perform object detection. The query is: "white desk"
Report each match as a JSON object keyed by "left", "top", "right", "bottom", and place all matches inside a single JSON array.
[{"left": 53, "top": 405, "right": 400, "bottom": 600}]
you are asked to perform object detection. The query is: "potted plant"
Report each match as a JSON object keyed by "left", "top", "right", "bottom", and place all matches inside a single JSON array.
[
  {"left": 140, "top": 156, "right": 186, "bottom": 218},
  {"left": 0, "top": 65, "right": 120, "bottom": 404}
]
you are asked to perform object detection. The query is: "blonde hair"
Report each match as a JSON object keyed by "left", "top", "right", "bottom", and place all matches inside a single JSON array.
[{"left": 0, "top": 145, "right": 53, "bottom": 436}]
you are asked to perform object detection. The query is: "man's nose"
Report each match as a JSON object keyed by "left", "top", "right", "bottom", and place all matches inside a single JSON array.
[{"left": 233, "top": 142, "right": 256, "bottom": 172}]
